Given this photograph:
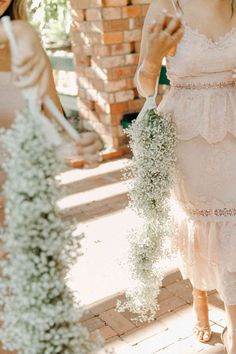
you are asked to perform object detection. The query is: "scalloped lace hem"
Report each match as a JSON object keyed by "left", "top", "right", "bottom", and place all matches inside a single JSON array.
[
  {"left": 172, "top": 213, "right": 236, "bottom": 304},
  {"left": 158, "top": 86, "right": 236, "bottom": 144}
]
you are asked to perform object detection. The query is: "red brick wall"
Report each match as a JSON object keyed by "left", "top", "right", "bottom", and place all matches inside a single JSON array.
[{"left": 70, "top": 0, "right": 151, "bottom": 149}]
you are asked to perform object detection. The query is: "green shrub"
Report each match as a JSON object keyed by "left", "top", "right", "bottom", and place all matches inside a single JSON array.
[{"left": 28, "top": 0, "right": 71, "bottom": 48}]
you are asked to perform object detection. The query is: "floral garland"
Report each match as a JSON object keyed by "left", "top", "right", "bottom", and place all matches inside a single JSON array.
[
  {"left": 0, "top": 106, "right": 104, "bottom": 353},
  {"left": 116, "top": 107, "right": 178, "bottom": 323}
]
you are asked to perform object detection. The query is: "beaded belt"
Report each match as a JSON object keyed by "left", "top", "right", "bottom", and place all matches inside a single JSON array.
[
  {"left": 171, "top": 80, "right": 236, "bottom": 90},
  {"left": 185, "top": 207, "right": 236, "bottom": 217}
]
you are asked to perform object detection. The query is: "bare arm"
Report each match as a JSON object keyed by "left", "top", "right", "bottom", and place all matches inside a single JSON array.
[
  {"left": 135, "top": 0, "right": 183, "bottom": 97},
  {"left": 42, "top": 52, "right": 104, "bottom": 163},
  {"left": 42, "top": 55, "right": 64, "bottom": 117}
]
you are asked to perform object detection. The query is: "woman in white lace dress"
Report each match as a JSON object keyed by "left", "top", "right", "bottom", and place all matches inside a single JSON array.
[
  {"left": 0, "top": 4, "right": 102, "bottom": 351},
  {"left": 0, "top": 1, "right": 102, "bottom": 218},
  {"left": 136, "top": 0, "right": 236, "bottom": 352}
]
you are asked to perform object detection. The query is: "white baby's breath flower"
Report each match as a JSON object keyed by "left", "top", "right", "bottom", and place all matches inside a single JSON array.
[
  {"left": 0, "top": 106, "right": 104, "bottom": 353},
  {"left": 116, "top": 107, "right": 178, "bottom": 323}
]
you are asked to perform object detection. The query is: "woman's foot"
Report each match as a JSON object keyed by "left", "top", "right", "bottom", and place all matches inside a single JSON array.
[
  {"left": 192, "top": 289, "right": 212, "bottom": 343},
  {"left": 221, "top": 327, "right": 236, "bottom": 354}
]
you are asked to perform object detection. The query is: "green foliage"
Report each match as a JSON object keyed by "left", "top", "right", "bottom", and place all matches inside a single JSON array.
[{"left": 28, "top": 0, "right": 71, "bottom": 48}]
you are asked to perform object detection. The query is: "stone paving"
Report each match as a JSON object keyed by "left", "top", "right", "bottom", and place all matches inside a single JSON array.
[
  {"left": 57, "top": 157, "right": 227, "bottom": 354},
  {"left": 0, "top": 156, "right": 227, "bottom": 354},
  {"left": 88, "top": 277, "right": 226, "bottom": 354}
]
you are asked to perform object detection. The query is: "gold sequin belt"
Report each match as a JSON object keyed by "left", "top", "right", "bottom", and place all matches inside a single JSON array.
[
  {"left": 185, "top": 207, "right": 236, "bottom": 217},
  {"left": 171, "top": 80, "right": 236, "bottom": 90}
]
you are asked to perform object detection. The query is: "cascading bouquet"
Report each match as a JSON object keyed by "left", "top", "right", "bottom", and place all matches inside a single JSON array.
[
  {"left": 0, "top": 16, "right": 104, "bottom": 354},
  {"left": 0, "top": 106, "right": 104, "bottom": 354},
  {"left": 116, "top": 95, "right": 178, "bottom": 323}
]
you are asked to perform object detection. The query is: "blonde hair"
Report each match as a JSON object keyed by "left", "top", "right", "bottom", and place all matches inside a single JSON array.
[{"left": 3, "top": 0, "right": 27, "bottom": 20}]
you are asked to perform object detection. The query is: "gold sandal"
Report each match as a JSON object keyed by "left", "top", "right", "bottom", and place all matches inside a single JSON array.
[
  {"left": 192, "top": 291, "right": 212, "bottom": 343},
  {"left": 193, "top": 323, "right": 212, "bottom": 343},
  {"left": 221, "top": 326, "right": 236, "bottom": 353}
]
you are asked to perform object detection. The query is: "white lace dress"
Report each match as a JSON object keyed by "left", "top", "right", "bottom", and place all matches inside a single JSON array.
[{"left": 157, "top": 24, "right": 236, "bottom": 304}]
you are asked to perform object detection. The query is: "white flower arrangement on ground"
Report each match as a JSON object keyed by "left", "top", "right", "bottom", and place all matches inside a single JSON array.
[
  {"left": 116, "top": 107, "right": 178, "bottom": 323},
  {"left": 0, "top": 106, "right": 104, "bottom": 354}
]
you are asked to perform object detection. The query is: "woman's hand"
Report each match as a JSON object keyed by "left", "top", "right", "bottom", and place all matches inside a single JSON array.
[
  {"left": 75, "top": 131, "right": 103, "bottom": 166},
  {"left": 10, "top": 21, "right": 49, "bottom": 100},
  {"left": 59, "top": 132, "right": 103, "bottom": 168},
  {"left": 144, "top": 11, "right": 184, "bottom": 72}
]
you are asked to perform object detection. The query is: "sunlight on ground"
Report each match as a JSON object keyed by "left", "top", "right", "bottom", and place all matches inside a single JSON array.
[
  {"left": 67, "top": 209, "right": 140, "bottom": 305},
  {"left": 57, "top": 180, "right": 129, "bottom": 210},
  {"left": 57, "top": 159, "right": 130, "bottom": 185},
  {"left": 67, "top": 206, "right": 178, "bottom": 306},
  {"left": 59, "top": 158, "right": 178, "bottom": 307}
]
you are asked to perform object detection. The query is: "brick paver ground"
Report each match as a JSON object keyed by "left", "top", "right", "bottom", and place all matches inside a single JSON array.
[
  {"left": 58, "top": 157, "right": 227, "bottom": 354},
  {"left": 0, "top": 158, "right": 227, "bottom": 354},
  {"left": 88, "top": 276, "right": 226, "bottom": 354},
  {"left": 56, "top": 159, "right": 228, "bottom": 354}
]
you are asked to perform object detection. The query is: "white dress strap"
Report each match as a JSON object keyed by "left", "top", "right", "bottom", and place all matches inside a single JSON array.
[{"left": 171, "top": 0, "right": 178, "bottom": 12}]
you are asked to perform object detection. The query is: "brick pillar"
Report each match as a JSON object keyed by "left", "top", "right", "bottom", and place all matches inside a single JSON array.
[{"left": 70, "top": 0, "right": 151, "bottom": 151}]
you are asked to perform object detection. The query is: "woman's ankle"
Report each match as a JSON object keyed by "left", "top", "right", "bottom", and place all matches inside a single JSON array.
[
  {"left": 192, "top": 289, "right": 209, "bottom": 326},
  {"left": 226, "top": 336, "right": 236, "bottom": 354},
  {"left": 192, "top": 289, "right": 208, "bottom": 298},
  {"left": 225, "top": 303, "right": 236, "bottom": 351},
  {"left": 228, "top": 329, "right": 236, "bottom": 342}
]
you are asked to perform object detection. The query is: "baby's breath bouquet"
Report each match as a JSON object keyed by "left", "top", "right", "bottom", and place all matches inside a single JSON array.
[
  {"left": 0, "top": 105, "right": 103, "bottom": 354},
  {"left": 116, "top": 97, "right": 178, "bottom": 323}
]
